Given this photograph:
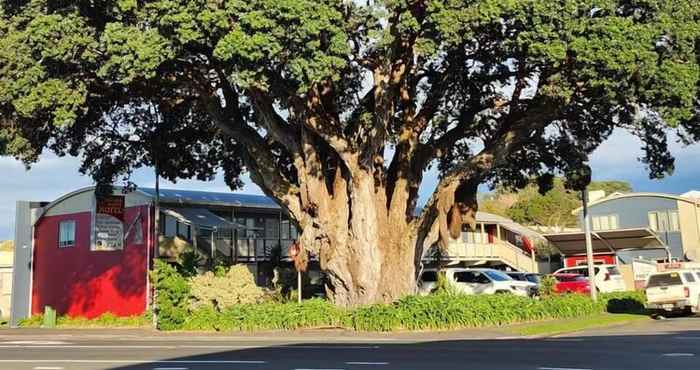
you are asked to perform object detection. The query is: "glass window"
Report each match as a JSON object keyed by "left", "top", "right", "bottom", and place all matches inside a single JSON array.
[
  {"left": 421, "top": 271, "right": 438, "bottom": 282},
  {"left": 1, "top": 272, "right": 11, "bottom": 294},
  {"left": 59, "top": 220, "right": 76, "bottom": 248},
  {"left": 609, "top": 215, "right": 619, "bottom": 230},
  {"left": 484, "top": 270, "right": 511, "bottom": 282},
  {"left": 684, "top": 273, "right": 696, "bottom": 283},
  {"left": 658, "top": 212, "right": 669, "bottom": 232},
  {"left": 132, "top": 220, "right": 143, "bottom": 244},
  {"left": 281, "top": 220, "right": 290, "bottom": 240},
  {"left": 669, "top": 211, "right": 680, "bottom": 232},
  {"left": 164, "top": 215, "right": 177, "bottom": 237},
  {"left": 648, "top": 212, "right": 659, "bottom": 231},
  {"left": 453, "top": 271, "right": 475, "bottom": 283},
  {"left": 599, "top": 216, "right": 609, "bottom": 230},
  {"left": 647, "top": 273, "right": 682, "bottom": 287},
  {"left": 265, "top": 218, "right": 279, "bottom": 239},
  {"left": 290, "top": 224, "right": 298, "bottom": 239}
]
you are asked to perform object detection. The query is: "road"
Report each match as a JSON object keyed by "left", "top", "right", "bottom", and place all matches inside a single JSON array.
[{"left": 1, "top": 317, "right": 699, "bottom": 370}]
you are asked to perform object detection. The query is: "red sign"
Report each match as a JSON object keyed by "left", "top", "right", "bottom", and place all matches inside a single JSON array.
[{"left": 96, "top": 196, "right": 125, "bottom": 222}]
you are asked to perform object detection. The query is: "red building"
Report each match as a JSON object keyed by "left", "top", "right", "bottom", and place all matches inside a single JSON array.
[
  {"left": 30, "top": 188, "right": 153, "bottom": 318},
  {"left": 12, "top": 186, "right": 298, "bottom": 323}
]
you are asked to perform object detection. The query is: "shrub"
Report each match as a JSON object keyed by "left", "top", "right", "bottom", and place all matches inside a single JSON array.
[
  {"left": 151, "top": 259, "right": 191, "bottom": 330},
  {"left": 189, "top": 264, "right": 270, "bottom": 312},
  {"left": 540, "top": 275, "right": 557, "bottom": 297},
  {"left": 601, "top": 291, "right": 647, "bottom": 314},
  {"left": 184, "top": 298, "right": 348, "bottom": 331},
  {"left": 18, "top": 313, "right": 149, "bottom": 328}
]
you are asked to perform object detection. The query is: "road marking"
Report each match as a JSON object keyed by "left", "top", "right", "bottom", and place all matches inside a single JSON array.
[
  {"left": 345, "top": 362, "right": 389, "bottom": 365},
  {"left": 2, "top": 341, "right": 70, "bottom": 345},
  {"left": 33, "top": 367, "right": 64, "bottom": 370},
  {"left": 662, "top": 353, "right": 695, "bottom": 357},
  {"left": 0, "top": 344, "right": 379, "bottom": 350},
  {"left": 0, "top": 360, "right": 267, "bottom": 364},
  {"left": 538, "top": 367, "right": 593, "bottom": 370}
]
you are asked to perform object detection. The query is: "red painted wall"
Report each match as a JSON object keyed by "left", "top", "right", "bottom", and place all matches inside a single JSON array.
[
  {"left": 564, "top": 254, "right": 616, "bottom": 268},
  {"left": 32, "top": 205, "right": 151, "bottom": 318}
]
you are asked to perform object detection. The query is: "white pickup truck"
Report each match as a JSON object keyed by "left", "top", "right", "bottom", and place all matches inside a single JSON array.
[{"left": 645, "top": 270, "right": 700, "bottom": 316}]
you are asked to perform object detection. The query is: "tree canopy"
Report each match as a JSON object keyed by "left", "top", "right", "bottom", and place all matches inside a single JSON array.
[
  {"left": 481, "top": 178, "right": 633, "bottom": 229},
  {"left": 1, "top": 0, "right": 699, "bottom": 305}
]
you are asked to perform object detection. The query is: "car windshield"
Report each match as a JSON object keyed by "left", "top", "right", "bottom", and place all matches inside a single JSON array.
[
  {"left": 507, "top": 273, "right": 525, "bottom": 281},
  {"left": 647, "top": 272, "right": 683, "bottom": 288},
  {"left": 421, "top": 271, "right": 438, "bottom": 282},
  {"left": 525, "top": 275, "right": 541, "bottom": 284},
  {"left": 484, "top": 270, "right": 512, "bottom": 282}
]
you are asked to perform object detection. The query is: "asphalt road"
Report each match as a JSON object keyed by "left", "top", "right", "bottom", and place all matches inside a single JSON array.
[{"left": 1, "top": 317, "right": 700, "bottom": 370}]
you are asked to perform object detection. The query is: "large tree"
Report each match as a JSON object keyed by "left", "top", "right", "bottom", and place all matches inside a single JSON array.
[{"left": 1, "top": 0, "right": 699, "bottom": 306}]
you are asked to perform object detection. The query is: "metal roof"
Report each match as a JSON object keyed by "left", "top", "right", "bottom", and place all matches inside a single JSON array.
[
  {"left": 571, "top": 192, "right": 700, "bottom": 215},
  {"left": 543, "top": 228, "right": 668, "bottom": 256},
  {"left": 161, "top": 207, "right": 248, "bottom": 230},
  {"left": 137, "top": 188, "right": 280, "bottom": 209}
]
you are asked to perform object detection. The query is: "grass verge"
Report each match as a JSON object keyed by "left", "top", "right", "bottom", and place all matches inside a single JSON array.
[
  {"left": 19, "top": 313, "right": 151, "bottom": 329},
  {"left": 509, "top": 313, "right": 648, "bottom": 337}
]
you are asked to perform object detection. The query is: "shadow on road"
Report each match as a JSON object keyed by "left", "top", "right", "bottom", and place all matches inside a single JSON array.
[{"left": 98, "top": 329, "right": 700, "bottom": 370}]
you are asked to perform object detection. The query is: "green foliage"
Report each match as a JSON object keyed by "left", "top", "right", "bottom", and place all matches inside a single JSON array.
[
  {"left": 189, "top": 264, "right": 270, "bottom": 311},
  {"left": 18, "top": 313, "right": 149, "bottom": 328},
  {"left": 601, "top": 290, "right": 648, "bottom": 314},
  {"left": 539, "top": 275, "right": 557, "bottom": 297},
  {"left": 151, "top": 259, "right": 190, "bottom": 330},
  {"left": 481, "top": 178, "right": 633, "bottom": 228},
  {"left": 183, "top": 298, "right": 348, "bottom": 331}
]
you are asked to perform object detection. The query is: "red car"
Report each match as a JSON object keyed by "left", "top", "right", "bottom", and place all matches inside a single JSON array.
[{"left": 553, "top": 273, "right": 590, "bottom": 294}]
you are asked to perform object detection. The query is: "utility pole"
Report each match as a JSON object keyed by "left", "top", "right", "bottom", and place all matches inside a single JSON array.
[
  {"left": 152, "top": 160, "right": 161, "bottom": 328},
  {"left": 581, "top": 189, "right": 598, "bottom": 301}
]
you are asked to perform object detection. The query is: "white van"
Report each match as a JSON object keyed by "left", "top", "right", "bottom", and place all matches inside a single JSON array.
[
  {"left": 646, "top": 270, "right": 700, "bottom": 316},
  {"left": 553, "top": 264, "right": 626, "bottom": 293},
  {"left": 418, "top": 268, "right": 537, "bottom": 297}
]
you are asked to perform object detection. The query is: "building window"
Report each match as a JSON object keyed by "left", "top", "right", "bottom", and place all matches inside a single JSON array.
[
  {"left": 592, "top": 215, "right": 619, "bottom": 231},
  {"left": 648, "top": 210, "right": 680, "bottom": 232},
  {"left": 59, "top": 220, "right": 76, "bottom": 247}
]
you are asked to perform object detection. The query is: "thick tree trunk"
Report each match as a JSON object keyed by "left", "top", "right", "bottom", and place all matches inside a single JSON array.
[{"left": 291, "top": 168, "right": 418, "bottom": 307}]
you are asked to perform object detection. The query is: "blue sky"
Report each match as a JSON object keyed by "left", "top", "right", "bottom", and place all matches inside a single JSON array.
[{"left": 1, "top": 129, "right": 698, "bottom": 240}]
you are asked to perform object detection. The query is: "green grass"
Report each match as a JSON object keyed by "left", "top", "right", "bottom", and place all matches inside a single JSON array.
[
  {"left": 510, "top": 313, "right": 648, "bottom": 336},
  {"left": 18, "top": 313, "right": 151, "bottom": 328}
]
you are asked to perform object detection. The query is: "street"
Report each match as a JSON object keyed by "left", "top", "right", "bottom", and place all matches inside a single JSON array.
[{"left": 1, "top": 318, "right": 699, "bottom": 370}]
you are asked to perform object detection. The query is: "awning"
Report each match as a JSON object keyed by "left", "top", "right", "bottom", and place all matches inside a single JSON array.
[
  {"left": 162, "top": 207, "right": 247, "bottom": 230},
  {"left": 543, "top": 228, "right": 668, "bottom": 256}
]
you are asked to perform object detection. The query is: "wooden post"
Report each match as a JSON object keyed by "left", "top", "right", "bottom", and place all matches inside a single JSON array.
[{"left": 297, "top": 270, "right": 302, "bottom": 304}]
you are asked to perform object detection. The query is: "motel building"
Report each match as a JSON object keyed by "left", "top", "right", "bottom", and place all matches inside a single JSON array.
[
  {"left": 544, "top": 191, "right": 700, "bottom": 288},
  {"left": 10, "top": 186, "right": 543, "bottom": 326}
]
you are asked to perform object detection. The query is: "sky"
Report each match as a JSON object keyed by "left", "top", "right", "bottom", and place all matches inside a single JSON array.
[{"left": 1, "top": 128, "right": 699, "bottom": 240}]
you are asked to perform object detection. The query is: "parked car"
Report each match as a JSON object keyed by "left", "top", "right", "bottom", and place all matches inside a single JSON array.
[
  {"left": 645, "top": 270, "right": 700, "bottom": 317},
  {"left": 506, "top": 272, "right": 542, "bottom": 285},
  {"left": 418, "top": 268, "right": 537, "bottom": 297},
  {"left": 552, "top": 273, "right": 590, "bottom": 294},
  {"left": 553, "top": 264, "right": 626, "bottom": 293}
]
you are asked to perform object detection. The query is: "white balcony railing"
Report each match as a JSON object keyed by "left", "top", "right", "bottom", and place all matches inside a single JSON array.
[{"left": 426, "top": 239, "right": 537, "bottom": 273}]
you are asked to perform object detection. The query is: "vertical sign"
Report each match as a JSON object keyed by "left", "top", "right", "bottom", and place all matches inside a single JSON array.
[{"left": 94, "top": 195, "right": 125, "bottom": 251}]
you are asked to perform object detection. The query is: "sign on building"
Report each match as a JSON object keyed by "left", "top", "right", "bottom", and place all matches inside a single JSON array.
[{"left": 93, "top": 195, "right": 125, "bottom": 251}]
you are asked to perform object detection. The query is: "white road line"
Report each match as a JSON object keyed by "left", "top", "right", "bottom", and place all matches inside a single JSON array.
[
  {"left": 662, "top": 353, "right": 695, "bottom": 357},
  {"left": 538, "top": 367, "right": 593, "bottom": 370},
  {"left": 345, "top": 362, "right": 389, "bottom": 365},
  {"left": 0, "top": 360, "right": 267, "bottom": 364},
  {"left": 0, "top": 344, "right": 379, "bottom": 350}
]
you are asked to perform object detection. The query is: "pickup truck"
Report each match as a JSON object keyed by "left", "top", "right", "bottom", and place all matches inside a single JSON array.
[{"left": 645, "top": 270, "right": 700, "bottom": 316}]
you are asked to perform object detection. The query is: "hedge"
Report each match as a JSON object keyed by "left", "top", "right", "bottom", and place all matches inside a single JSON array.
[
  {"left": 176, "top": 292, "right": 645, "bottom": 332},
  {"left": 150, "top": 261, "right": 648, "bottom": 332}
]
